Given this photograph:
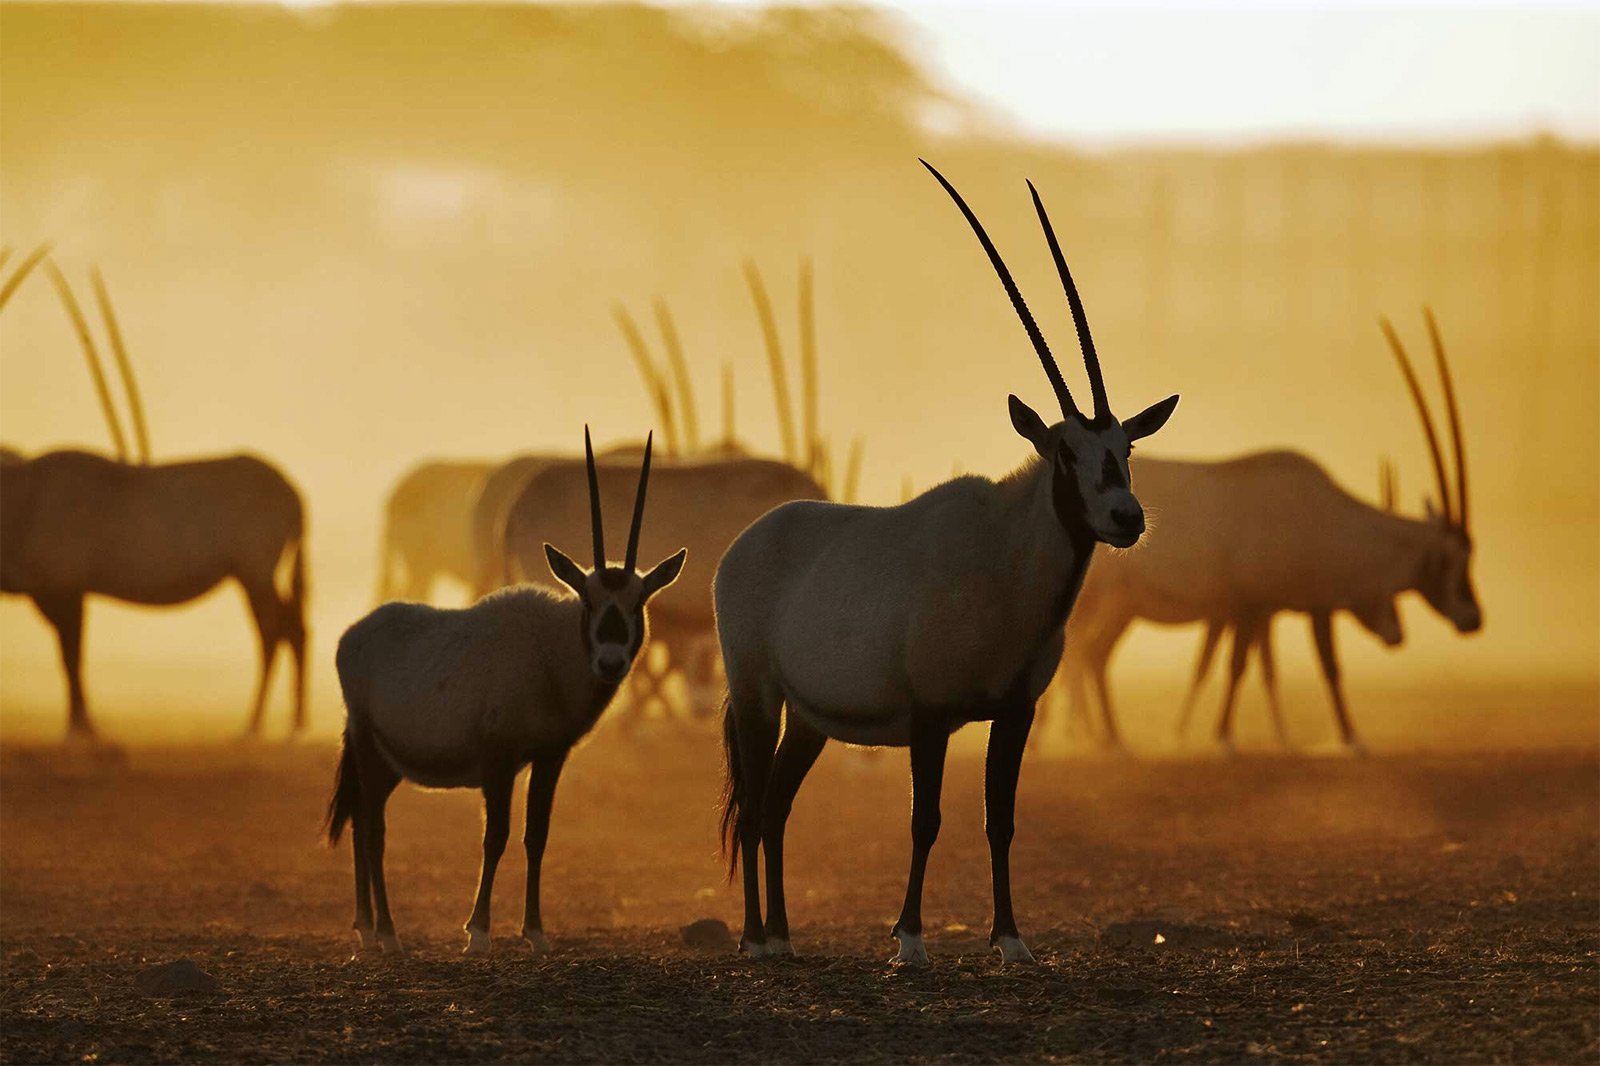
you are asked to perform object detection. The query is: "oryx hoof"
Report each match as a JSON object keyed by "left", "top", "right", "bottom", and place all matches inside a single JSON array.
[
  {"left": 739, "top": 937, "right": 769, "bottom": 958},
  {"left": 354, "top": 926, "right": 379, "bottom": 951},
  {"left": 890, "top": 930, "right": 928, "bottom": 967},
  {"left": 992, "top": 935, "right": 1035, "bottom": 965},
  {"left": 376, "top": 931, "right": 404, "bottom": 955},
  {"left": 762, "top": 937, "right": 793, "bottom": 957},
  {"left": 463, "top": 927, "right": 492, "bottom": 956},
  {"left": 522, "top": 929, "right": 551, "bottom": 955}
]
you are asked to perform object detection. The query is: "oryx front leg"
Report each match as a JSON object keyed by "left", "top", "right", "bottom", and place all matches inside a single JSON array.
[
  {"left": 521, "top": 748, "right": 569, "bottom": 955},
  {"left": 464, "top": 763, "right": 516, "bottom": 956},
  {"left": 985, "top": 706, "right": 1036, "bottom": 964},
  {"left": 891, "top": 712, "right": 949, "bottom": 967}
]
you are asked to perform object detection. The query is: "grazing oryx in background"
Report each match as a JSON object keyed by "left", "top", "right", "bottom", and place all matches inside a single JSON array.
[
  {"left": 326, "top": 430, "right": 685, "bottom": 955},
  {"left": 714, "top": 162, "right": 1179, "bottom": 965},
  {"left": 1060, "top": 311, "right": 1479, "bottom": 752},
  {"left": 0, "top": 261, "right": 309, "bottom": 737},
  {"left": 375, "top": 459, "right": 493, "bottom": 603},
  {"left": 1165, "top": 458, "right": 1406, "bottom": 746}
]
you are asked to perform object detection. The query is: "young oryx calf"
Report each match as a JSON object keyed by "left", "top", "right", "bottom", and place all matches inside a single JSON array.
[
  {"left": 325, "top": 429, "right": 686, "bottom": 955},
  {"left": 715, "top": 162, "right": 1179, "bottom": 966}
]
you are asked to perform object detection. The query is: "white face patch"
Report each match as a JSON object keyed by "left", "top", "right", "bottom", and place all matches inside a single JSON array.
[
  {"left": 582, "top": 569, "right": 647, "bottom": 683},
  {"left": 1057, "top": 419, "right": 1143, "bottom": 548}
]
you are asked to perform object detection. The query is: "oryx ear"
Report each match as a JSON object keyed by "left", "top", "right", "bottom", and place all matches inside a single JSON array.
[
  {"left": 544, "top": 543, "right": 588, "bottom": 598},
  {"left": 1123, "top": 394, "right": 1179, "bottom": 441},
  {"left": 1008, "top": 394, "right": 1051, "bottom": 455},
  {"left": 641, "top": 548, "right": 687, "bottom": 599}
]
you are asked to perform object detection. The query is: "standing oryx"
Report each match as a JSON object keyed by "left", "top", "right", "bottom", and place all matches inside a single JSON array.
[
  {"left": 326, "top": 430, "right": 685, "bottom": 955},
  {"left": 0, "top": 261, "right": 309, "bottom": 738},
  {"left": 714, "top": 162, "right": 1179, "bottom": 965},
  {"left": 1060, "top": 311, "right": 1479, "bottom": 752}
]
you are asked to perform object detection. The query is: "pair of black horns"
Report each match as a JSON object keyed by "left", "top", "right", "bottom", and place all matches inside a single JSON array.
[
  {"left": 583, "top": 426, "right": 653, "bottom": 572},
  {"left": 921, "top": 160, "right": 1108, "bottom": 422},
  {"left": 1379, "top": 311, "right": 1470, "bottom": 533}
]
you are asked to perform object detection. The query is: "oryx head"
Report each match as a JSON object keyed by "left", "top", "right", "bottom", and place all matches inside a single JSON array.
[
  {"left": 1351, "top": 596, "right": 1404, "bottom": 648},
  {"left": 544, "top": 428, "right": 688, "bottom": 684},
  {"left": 1381, "top": 311, "right": 1481, "bottom": 635},
  {"left": 924, "top": 162, "right": 1179, "bottom": 549}
]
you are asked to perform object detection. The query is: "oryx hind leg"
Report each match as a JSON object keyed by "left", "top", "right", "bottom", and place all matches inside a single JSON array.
[
  {"left": 33, "top": 594, "right": 94, "bottom": 739},
  {"left": 351, "top": 733, "right": 403, "bottom": 953},
  {"left": 240, "top": 577, "right": 283, "bottom": 736},
  {"left": 760, "top": 712, "right": 827, "bottom": 955},
  {"left": 731, "top": 700, "right": 779, "bottom": 956}
]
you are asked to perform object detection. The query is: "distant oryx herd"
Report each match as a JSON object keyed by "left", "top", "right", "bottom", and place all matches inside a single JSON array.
[{"left": 1, "top": 161, "right": 1483, "bottom": 963}]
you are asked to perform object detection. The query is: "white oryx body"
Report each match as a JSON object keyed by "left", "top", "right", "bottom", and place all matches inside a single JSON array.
[
  {"left": 376, "top": 459, "right": 493, "bottom": 603},
  {"left": 720, "top": 469, "right": 1076, "bottom": 748},
  {"left": 337, "top": 587, "right": 604, "bottom": 790},
  {"left": 328, "top": 430, "right": 686, "bottom": 956},
  {"left": 715, "top": 163, "right": 1180, "bottom": 967},
  {"left": 1063, "top": 313, "right": 1478, "bottom": 750}
]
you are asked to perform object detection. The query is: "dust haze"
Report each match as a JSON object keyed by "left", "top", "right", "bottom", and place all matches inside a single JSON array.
[{"left": 1, "top": 3, "right": 1595, "bottom": 746}]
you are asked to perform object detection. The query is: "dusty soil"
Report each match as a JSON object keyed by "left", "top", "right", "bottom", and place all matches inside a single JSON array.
[{"left": 1, "top": 726, "right": 1595, "bottom": 1064}]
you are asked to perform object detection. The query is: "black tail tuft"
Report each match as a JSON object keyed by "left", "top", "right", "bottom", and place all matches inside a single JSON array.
[
  {"left": 717, "top": 693, "right": 741, "bottom": 881},
  {"left": 324, "top": 733, "right": 360, "bottom": 845}
]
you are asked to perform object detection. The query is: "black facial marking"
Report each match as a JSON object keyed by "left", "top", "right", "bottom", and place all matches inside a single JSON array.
[
  {"left": 599, "top": 568, "right": 630, "bottom": 591},
  {"left": 596, "top": 604, "right": 629, "bottom": 644},
  {"left": 1099, "top": 451, "right": 1128, "bottom": 491}
]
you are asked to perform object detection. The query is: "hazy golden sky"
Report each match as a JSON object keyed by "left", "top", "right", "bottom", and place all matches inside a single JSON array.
[{"left": 670, "top": 0, "right": 1600, "bottom": 144}]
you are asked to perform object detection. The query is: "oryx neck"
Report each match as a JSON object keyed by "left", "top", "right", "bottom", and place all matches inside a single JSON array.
[{"left": 999, "top": 456, "right": 1096, "bottom": 627}]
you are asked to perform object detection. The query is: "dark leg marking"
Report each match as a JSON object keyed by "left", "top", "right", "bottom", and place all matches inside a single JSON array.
[
  {"left": 761, "top": 713, "right": 827, "bottom": 949},
  {"left": 521, "top": 746, "right": 570, "bottom": 951}
]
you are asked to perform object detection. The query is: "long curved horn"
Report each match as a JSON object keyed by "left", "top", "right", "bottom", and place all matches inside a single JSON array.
[
  {"left": 1380, "top": 317, "right": 1453, "bottom": 524},
  {"left": 1028, "top": 180, "right": 1108, "bottom": 418},
  {"left": 614, "top": 305, "right": 680, "bottom": 457},
  {"left": 799, "top": 257, "right": 819, "bottom": 474},
  {"left": 1379, "top": 456, "right": 1395, "bottom": 512},
  {"left": 1424, "top": 308, "right": 1468, "bottom": 533},
  {"left": 842, "top": 436, "right": 865, "bottom": 504},
  {"left": 90, "top": 267, "right": 151, "bottom": 464},
  {"left": 744, "top": 261, "right": 797, "bottom": 463},
  {"left": 921, "top": 159, "right": 1078, "bottom": 421},
  {"left": 584, "top": 425, "right": 605, "bottom": 569},
  {"left": 46, "top": 260, "right": 129, "bottom": 462},
  {"left": 653, "top": 299, "right": 699, "bottom": 454},
  {"left": 0, "top": 243, "right": 52, "bottom": 314},
  {"left": 624, "top": 431, "right": 653, "bottom": 572}
]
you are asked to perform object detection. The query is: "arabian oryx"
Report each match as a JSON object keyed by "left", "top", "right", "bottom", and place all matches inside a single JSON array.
[
  {"left": 713, "top": 162, "right": 1179, "bottom": 965},
  {"left": 0, "top": 261, "right": 309, "bottom": 738},
  {"left": 326, "top": 430, "right": 685, "bottom": 955},
  {"left": 1060, "top": 311, "right": 1479, "bottom": 752},
  {"left": 375, "top": 459, "right": 494, "bottom": 603},
  {"left": 1164, "top": 459, "right": 1406, "bottom": 746}
]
